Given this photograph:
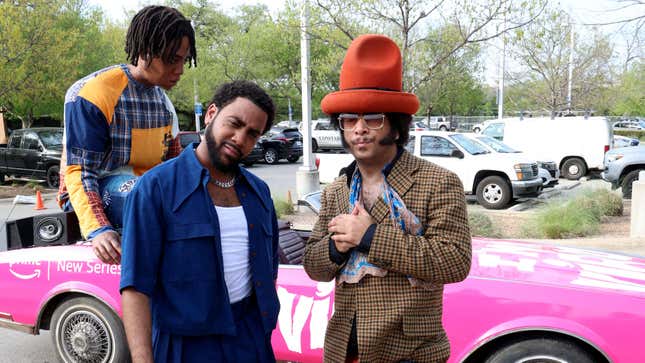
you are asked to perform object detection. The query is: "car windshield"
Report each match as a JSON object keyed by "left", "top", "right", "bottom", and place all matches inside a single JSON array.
[
  {"left": 475, "top": 135, "right": 520, "bottom": 153},
  {"left": 449, "top": 134, "right": 490, "bottom": 155},
  {"left": 282, "top": 129, "right": 301, "bottom": 138},
  {"left": 38, "top": 130, "right": 63, "bottom": 148},
  {"left": 180, "top": 133, "right": 201, "bottom": 147}
]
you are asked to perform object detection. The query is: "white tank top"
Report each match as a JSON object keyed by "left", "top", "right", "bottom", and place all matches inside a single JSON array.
[{"left": 215, "top": 205, "right": 252, "bottom": 303}]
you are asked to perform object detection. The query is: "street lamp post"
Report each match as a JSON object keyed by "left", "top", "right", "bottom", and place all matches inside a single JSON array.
[{"left": 295, "top": 0, "right": 320, "bottom": 200}]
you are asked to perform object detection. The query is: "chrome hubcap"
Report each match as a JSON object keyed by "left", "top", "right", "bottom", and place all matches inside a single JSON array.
[{"left": 60, "top": 310, "right": 111, "bottom": 362}]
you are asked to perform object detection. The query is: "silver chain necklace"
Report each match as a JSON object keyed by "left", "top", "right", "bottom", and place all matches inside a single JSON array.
[{"left": 210, "top": 175, "right": 236, "bottom": 188}]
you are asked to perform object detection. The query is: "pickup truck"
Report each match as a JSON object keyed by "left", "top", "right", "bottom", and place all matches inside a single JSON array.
[
  {"left": 602, "top": 145, "right": 645, "bottom": 199},
  {"left": 316, "top": 130, "right": 543, "bottom": 209},
  {"left": 0, "top": 128, "right": 63, "bottom": 188}
]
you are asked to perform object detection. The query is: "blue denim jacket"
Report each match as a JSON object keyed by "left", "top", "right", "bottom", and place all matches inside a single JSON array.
[{"left": 120, "top": 145, "right": 280, "bottom": 336}]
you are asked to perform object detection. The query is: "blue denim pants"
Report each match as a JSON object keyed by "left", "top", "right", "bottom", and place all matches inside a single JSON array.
[{"left": 63, "top": 174, "right": 138, "bottom": 232}]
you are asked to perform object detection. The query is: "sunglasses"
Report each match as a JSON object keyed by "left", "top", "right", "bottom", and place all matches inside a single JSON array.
[{"left": 338, "top": 113, "right": 385, "bottom": 131}]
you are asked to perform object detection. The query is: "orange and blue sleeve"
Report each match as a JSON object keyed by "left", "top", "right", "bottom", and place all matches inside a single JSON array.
[{"left": 64, "top": 70, "right": 128, "bottom": 238}]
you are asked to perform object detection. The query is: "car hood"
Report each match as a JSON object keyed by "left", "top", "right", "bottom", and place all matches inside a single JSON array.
[
  {"left": 471, "top": 238, "right": 645, "bottom": 296},
  {"left": 606, "top": 145, "right": 645, "bottom": 157}
]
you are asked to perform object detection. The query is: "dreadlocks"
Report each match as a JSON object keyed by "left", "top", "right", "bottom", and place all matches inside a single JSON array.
[{"left": 125, "top": 5, "right": 197, "bottom": 68}]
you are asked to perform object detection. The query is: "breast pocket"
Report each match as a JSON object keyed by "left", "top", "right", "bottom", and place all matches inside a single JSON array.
[{"left": 163, "top": 222, "right": 217, "bottom": 282}]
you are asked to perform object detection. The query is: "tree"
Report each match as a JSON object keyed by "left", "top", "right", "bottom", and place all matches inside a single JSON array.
[
  {"left": 310, "top": 0, "right": 547, "bottom": 92},
  {"left": 413, "top": 24, "right": 487, "bottom": 116},
  {"left": 506, "top": 9, "right": 614, "bottom": 114},
  {"left": 0, "top": 0, "right": 121, "bottom": 127},
  {"left": 612, "top": 61, "right": 645, "bottom": 116}
]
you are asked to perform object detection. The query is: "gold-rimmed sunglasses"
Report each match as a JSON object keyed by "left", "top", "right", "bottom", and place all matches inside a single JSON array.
[{"left": 338, "top": 113, "right": 385, "bottom": 131}]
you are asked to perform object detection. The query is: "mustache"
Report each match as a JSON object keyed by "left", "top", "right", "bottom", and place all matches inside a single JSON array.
[
  {"left": 220, "top": 141, "right": 242, "bottom": 157},
  {"left": 351, "top": 137, "right": 375, "bottom": 145}
]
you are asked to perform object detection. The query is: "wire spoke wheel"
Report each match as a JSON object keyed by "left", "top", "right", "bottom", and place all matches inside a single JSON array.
[
  {"left": 51, "top": 297, "right": 129, "bottom": 363},
  {"left": 59, "top": 310, "right": 111, "bottom": 362}
]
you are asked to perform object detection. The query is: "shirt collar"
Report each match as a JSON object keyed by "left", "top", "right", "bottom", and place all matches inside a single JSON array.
[
  {"left": 172, "top": 144, "right": 270, "bottom": 213},
  {"left": 344, "top": 146, "right": 404, "bottom": 188}
]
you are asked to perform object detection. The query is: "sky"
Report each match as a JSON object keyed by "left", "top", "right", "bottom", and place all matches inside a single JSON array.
[
  {"left": 88, "top": 0, "right": 642, "bottom": 84},
  {"left": 88, "top": 0, "right": 641, "bottom": 24}
]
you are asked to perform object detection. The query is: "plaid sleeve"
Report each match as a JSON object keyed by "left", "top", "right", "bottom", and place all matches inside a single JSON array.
[
  {"left": 64, "top": 97, "right": 111, "bottom": 237},
  {"left": 303, "top": 184, "right": 345, "bottom": 282}
]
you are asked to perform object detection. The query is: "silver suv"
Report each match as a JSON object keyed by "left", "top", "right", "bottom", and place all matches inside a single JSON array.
[{"left": 602, "top": 146, "right": 645, "bottom": 199}]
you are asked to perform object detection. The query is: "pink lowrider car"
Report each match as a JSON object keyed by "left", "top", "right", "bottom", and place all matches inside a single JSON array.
[{"left": 1, "top": 229, "right": 645, "bottom": 362}]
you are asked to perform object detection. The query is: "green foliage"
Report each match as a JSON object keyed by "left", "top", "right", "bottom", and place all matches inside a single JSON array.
[
  {"left": 611, "top": 62, "right": 645, "bottom": 117},
  {"left": 468, "top": 212, "right": 501, "bottom": 238},
  {"left": 522, "top": 188, "right": 622, "bottom": 239},
  {"left": 506, "top": 7, "right": 614, "bottom": 114},
  {"left": 614, "top": 129, "right": 645, "bottom": 140},
  {"left": 26, "top": 181, "right": 43, "bottom": 191},
  {"left": 273, "top": 197, "right": 295, "bottom": 218},
  {"left": 0, "top": 0, "right": 126, "bottom": 126}
]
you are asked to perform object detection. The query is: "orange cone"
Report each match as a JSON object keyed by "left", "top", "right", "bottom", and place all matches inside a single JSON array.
[{"left": 34, "top": 190, "right": 46, "bottom": 210}]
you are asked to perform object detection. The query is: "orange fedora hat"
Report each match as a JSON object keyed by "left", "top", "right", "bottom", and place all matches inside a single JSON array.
[{"left": 321, "top": 34, "right": 419, "bottom": 115}]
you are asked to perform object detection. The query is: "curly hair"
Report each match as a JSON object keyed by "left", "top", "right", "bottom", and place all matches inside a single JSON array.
[
  {"left": 209, "top": 81, "right": 276, "bottom": 134},
  {"left": 329, "top": 112, "right": 412, "bottom": 148},
  {"left": 125, "top": 5, "right": 197, "bottom": 68}
]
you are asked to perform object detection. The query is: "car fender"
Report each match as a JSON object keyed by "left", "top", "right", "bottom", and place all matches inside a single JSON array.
[
  {"left": 455, "top": 315, "right": 610, "bottom": 363},
  {"left": 36, "top": 280, "right": 122, "bottom": 330}
]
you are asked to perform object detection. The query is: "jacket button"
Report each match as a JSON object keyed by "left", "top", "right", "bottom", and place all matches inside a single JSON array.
[
  {"left": 262, "top": 311, "right": 268, "bottom": 317},
  {"left": 251, "top": 251, "right": 257, "bottom": 257},
  {"left": 249, "top": 223, "right": 254, "bottom": 229},
  {"left": 242, "top": 192, "right": 246, "bottom": 197},
  {"left": 256, "top": 281, "right": 262, "bottom": 287}
]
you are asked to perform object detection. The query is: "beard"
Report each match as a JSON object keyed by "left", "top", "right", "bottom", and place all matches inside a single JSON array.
[{"left": 205, "top": 123, "right": 241, "bottom": 173}]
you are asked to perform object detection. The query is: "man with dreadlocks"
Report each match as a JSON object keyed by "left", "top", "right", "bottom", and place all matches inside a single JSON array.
[{"left": 58, "top": 5, "right": 196, "bottom": 265}]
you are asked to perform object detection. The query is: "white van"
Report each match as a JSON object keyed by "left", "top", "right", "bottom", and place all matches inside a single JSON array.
[
  {"left": 298, "top": 119, "right": 342, "bottom": 152},
  {"left": 480, "top": 116, "right": 612, "bottom": 180}
]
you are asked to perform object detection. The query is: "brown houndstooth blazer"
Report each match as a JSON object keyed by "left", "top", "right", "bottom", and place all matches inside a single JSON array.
[{"left": 303, "top": 150, "right": 472, "bottom": 363}]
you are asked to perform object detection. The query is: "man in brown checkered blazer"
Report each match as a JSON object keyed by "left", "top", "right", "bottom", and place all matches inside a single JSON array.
[{"left": 303, "top": 34, "right": 472, "bottom": 363}]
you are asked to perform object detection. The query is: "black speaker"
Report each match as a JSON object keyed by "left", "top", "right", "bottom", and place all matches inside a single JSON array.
[
  {"left": 32, "top": 212, "right": 81, "bottom": 247},
  {"left": 6, "top": 217, "right": 35, "bottom": 250}
]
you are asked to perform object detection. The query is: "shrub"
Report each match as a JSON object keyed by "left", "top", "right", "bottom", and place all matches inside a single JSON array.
[
  {"left": 468, "top": 212, "right": 501, "bottom": 238},
  {"left": 523, "top": 188, "right": 622, "bottom": 239},
  {"left": 532, "top": 203, "right": 600, "bottom": 239},
  {"left": 27, "top": 181, "right": 43, "bottom": 191},
  {"left": 274, "top": 198, "right": 294, "bottom": 218}
]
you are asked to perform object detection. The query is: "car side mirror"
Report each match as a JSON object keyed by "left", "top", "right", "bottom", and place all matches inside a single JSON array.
[{"left": 451, "top": 150, "right": 464, "bottom": 159}]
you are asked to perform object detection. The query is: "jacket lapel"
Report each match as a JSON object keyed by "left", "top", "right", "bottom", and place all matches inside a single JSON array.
[{"left": 367, "top": 151, "right": 421, "bottom": 223}]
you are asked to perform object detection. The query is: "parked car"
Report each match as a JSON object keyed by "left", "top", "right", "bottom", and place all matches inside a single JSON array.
[
  {"left": 427, "top": 116, "right": 455, "bottom": 131},
  {"left": 0, "top": 127, "right": 63, "bottom": 188},
  {"left": 276, "top": 120, "right": 300, "bottom": 128},
  {"left": 316, "top": 131, "right": 543, "bottom": 209},
  {"left": 167, "top": 131, "right": 201, "bottom": 159},
  {"left": 409, "top": 121, "right": 429, "bottom": 131},
  {"left": 602, "top": 145, "right": 645, "bottom": 199},
  {"left": 259, "top": 126, "right": 303, "bottom": 164},
  {"left": 481, "top": 116, "right": 612, "bottom": 180},
  {"left": 613, "top": 120, "right": 645, "bottom": 130},
  {"left": 1, "top": 202, "right": 645, "bottom": 363},
  {"left": 240, "top": 142, "right": 265, "bottom": 167},
  {"left": 613, "top": 135, "right": 640, "bottom": 148},
  {"left": 464, "top": 133, "right": 560, "bottom": 188},
  {"left": 299, "top": 119, "right": 343, "bottom": 152}
]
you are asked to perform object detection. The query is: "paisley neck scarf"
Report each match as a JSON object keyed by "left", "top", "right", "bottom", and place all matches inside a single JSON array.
[{"left": 338, "top": 167, "right": 427, "bottom": 287}]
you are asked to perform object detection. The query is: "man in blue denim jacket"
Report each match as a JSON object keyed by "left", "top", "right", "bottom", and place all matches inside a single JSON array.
[{"left": 120, "top": 81, "right": 280, "bottom": 363}]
